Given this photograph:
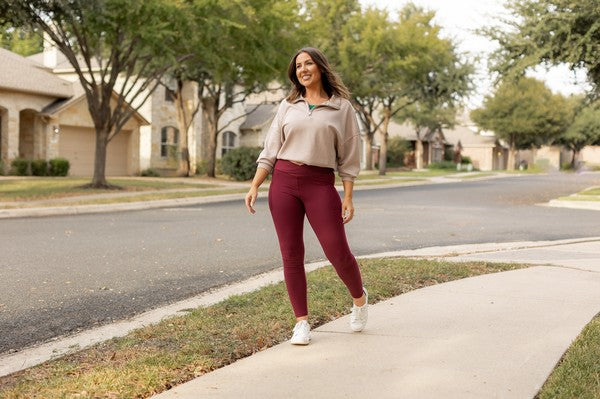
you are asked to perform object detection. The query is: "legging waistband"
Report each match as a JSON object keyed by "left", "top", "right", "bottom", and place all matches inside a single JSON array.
[{"left": 274, "top": 159, "right": 334, "bottom": 177}]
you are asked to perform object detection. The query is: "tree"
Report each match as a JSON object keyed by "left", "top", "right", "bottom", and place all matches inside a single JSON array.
[
  {"left": 395, "top": 101, "right": 459, "bottom": 169},
  {"left": 339, "top": 4, "right": 473, "bottom": 174},
  {"left": 184, "top": 0, "right": 301, "bottom": 178},
  {"left": 1, "top": 0, "right": 187, "bottom": 188},
  {"left": 558, "top": 100, "right": 600, "bottom": 168},
  {"left": 471, "top": 77, "right": 571, "bottom": 169},
  {"left": 487, "top": 0, "right": 600, "bottom": 97},
  {"left": 0, "top": 24, "right": 43, "bottom": 56}
]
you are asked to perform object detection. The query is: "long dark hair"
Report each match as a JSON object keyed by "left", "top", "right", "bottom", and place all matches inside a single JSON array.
[{"left": 286, "top": 47, "right": 350, "bottom": 102}]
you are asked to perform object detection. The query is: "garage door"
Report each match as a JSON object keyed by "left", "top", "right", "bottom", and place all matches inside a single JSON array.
[{"left": 59, "top": 126, "right": 130, "bottom": 176}]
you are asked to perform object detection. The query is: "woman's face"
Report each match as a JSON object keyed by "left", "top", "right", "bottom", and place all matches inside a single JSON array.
[{"left": 295, "top": 52, "right": 322, "bottom": 90}]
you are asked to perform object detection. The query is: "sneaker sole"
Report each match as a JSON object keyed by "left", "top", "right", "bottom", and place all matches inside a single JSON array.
[{"left": 290, "top": 338, "right": 310, "bottom": 345}]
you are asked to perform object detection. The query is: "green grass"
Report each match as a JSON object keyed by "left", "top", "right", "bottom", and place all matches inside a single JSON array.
[
  {"left": 0, "top": 178, "right": 215, "bottom": 201},
  {"left": 536, "top": 315, "right": 600, "bottom": 399},
  {"left": 580, "top": 187, "right": 600, "bottom": 196},
  {"left": 557, "top": 186, "right": 600, "bottom": 202},
  {"left": 0, "top": 188, "right": 260, "bottom": 209},
  {"left": 0, "top": 258, "right": 526, "bottom": 398}
]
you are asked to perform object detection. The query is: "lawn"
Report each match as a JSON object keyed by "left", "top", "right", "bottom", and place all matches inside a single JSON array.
[
  {"left": 0, "top": 178, "right": 216, "bottom": 202},
  {"left": 536, "top": 315, "right": 600, "bottom": 399},
  {"left": 0, "top": 258, "right": 525, "bottom": 398}
]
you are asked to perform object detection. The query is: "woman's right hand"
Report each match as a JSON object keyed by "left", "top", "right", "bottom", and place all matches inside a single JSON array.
[{"left": 245, "top": 186, "right": 258, "bottom": 214}]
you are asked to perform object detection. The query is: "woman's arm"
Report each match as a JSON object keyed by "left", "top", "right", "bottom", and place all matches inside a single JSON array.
[
  {"left": 341, "top": 180, "right": 355, "bottom": 224},
  {"left": 245, "top": 167, "right": 270, "bottom": 214}
]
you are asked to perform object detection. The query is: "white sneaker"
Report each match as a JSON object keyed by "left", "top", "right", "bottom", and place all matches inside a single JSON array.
[
  {"left": 350, "top": 287, "right": 368, "bottom": 332},
  {"left": 290, "top": 320, "right": 311, "bottom": 345}
]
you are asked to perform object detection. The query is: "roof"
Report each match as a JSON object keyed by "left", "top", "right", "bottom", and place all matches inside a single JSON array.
[
  {"left": 443, "top": 124, "right": 500, "bottom": 147},
  {"left": 239, "top": 103, "right": 278, "bottom": 131},
  {"left": 41, "top": 80, "right": 149, "bottom": 125},
  {"left": 27, "top": 50, "right": 102, "bottom": 72},
  {"left": 0, "top": 48, "right": 73, "bottom": 98}
]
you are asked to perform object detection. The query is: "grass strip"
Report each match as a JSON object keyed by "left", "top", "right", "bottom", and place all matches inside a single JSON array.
[
  {"left": 536, "top": 315, "right": 600, "bottom": 399},
  {"left": 0, "top": 258, "right": 526, "bottom": 398},
  {"left": 580, "top": 187, "right": 600, "bottom": 196},
  {"left": 0, "top": 178, "right": 213, "bottom": 201}
]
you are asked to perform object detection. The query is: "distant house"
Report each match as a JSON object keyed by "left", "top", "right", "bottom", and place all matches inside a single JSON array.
[
  {"left": 0, "top": 48, "right": 148, "bottom": 176},
  {"left": 238, "top": 103, "right": 278, "bottom": 148}
]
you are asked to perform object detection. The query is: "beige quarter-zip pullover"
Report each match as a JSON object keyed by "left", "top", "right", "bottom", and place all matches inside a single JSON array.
[{"left": 256, "top": 95, "right": 361, "bottom": 182}]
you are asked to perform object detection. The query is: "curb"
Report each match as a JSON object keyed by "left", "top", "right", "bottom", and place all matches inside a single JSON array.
[
  {"left": 1, "top": 236, "right": 598, "bottom": 377},
  {"left": 0, "top": 173, "right": 518, "bottom": 219},
  {"left": 547, "top": 199, "right": 600, "bottom": 211}
]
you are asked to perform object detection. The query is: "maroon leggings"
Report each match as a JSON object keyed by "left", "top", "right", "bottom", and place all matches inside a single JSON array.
[{"left": 268, "top": 160, "right": 364, "bottom": 317}]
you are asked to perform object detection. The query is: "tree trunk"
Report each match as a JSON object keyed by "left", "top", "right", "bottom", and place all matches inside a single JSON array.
[
  {"left": 378, "top": 108, "right": 391, "bottom": 176},
  {"left": 174, "top": 84, "right": 190, "bottom": 177},
  {"left": 364, "top": 133, "right": 374, "bottom": 170},
  {"left": 91, "top": 127, "right": 109, "bottom": 187},
  {"left": 202, "top": 97, "right": 218, "bottom": 178},
  {"left": 571, "top": 148, "right": 578, "bottom": 169},
  {"left": 507, "top": 143, "right": 516, "bottom": 171},
  {"left": 415, "top": 139, "right": 424, "bottom": 170}
]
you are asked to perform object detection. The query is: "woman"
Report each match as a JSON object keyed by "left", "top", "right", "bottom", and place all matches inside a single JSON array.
[{"left": 244, "top": 47, "right": 367, "bottom": 345}]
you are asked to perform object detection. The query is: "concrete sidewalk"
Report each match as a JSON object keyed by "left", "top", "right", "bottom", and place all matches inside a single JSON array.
[{"left": 152, "top": 238, "right": 600, "bottom": 399}]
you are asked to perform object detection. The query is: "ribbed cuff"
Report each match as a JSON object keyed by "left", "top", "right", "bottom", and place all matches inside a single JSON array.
[{"left": 257, "top": 162, "right": 273, "bottom": 173}]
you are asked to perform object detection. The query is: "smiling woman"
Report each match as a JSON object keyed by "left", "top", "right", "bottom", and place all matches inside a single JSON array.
[{"left": 245, "top": 47, "right": 368, "bottom": 346}]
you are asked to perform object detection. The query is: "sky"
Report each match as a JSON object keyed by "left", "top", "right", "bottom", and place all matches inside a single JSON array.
[{"left": 359, "top": 0, "right": 591, "bottom": 109}]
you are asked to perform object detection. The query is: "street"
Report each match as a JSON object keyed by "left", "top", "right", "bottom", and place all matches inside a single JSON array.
[{"left": 1, "top": 172, "right": 599, "bottom": 354}]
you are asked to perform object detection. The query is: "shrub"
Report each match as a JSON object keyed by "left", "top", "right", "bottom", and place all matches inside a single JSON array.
[
  {"left": 461, "top": 156, "right": 472, "bottom": 164},
  {"left": 386, "top": 137, "right": 410, "bottom": 167},
  {"left": 10, "top": 158, "right": 30, "bottom": 176},
  {"left": 140, "top": 168, "right": 160, "bottom": 177},
  {"left": 196, "top": 160, "right": 208, "bottom": 175},
  {"left": 48, "top": 158, "right": 70, "bottom": 176},
  {"left": 220, "top": 146, "right": 262, "bottom": 181},
  {"left": 0, "top": 160, "right": 4, "bottom": 176},
  {"left": 427, "top": 160, "right": 456, "bottom": 170},
  {"left": 31, "top": 159, "right": 49, "bottom": 176}
]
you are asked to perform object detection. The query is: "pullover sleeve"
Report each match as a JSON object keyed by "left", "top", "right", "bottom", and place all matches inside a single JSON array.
[
  {"left": 337, "top": 103, "right": 361, "bottom": 182},
  {"left": 256, "top": 100, "right": 287, "bottom": 173}
]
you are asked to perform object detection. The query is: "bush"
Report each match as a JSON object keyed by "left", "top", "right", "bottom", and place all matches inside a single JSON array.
[
  {"left": 0, "top": 160, "right": 4, "bottom": 176},
  {"left": 140, "top": 168, "right": 160, "bottom": 177},
  {"left": 48, "top": 158, "right": 70, "bottom": 176},
  {"left": 10, "top": 158, "right": 30, "bottom": 176},
  {"left": 31, "top": 159, "right": 49, "bottom": 176},
  {"left": 220, "top": 146, "right": 262, "bottom": 181},
  {"left": 386, "top": 137, "right": 410, "bottom": 167},
  {"left": 427, "top": 160, "right": 456, "bottom": 170},
  {"left": 196, "top": 160, "right": 208, "bottom": 176},
  {"left": 460, "top": 156, "right": 472, "bottom": 164}
]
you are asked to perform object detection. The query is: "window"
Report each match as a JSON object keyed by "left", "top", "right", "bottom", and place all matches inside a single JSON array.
[
  {"left": 160, "top": 126, "right": 179, "bottom": 158},
  {"left": 165, "top": 87, "right": 175, "bottom": 102},
  {"left": 221, "top": 131, "right": 236, "bottom": 156}
]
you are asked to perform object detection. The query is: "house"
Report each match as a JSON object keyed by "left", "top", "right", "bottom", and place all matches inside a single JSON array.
[
  {"left": 0, "top": 47, "right": 147, "bottom": 176},
  {"left": 443, "top": 125, "right": 508, "bottom": 171}
]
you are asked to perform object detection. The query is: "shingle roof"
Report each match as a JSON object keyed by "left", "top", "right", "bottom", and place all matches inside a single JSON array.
[
  {"left": 443, "top": 124, "right": 499, "bottom": 147},
  {"left": 0, "top": 48, "right": 73, "bottom": 98},
  {"left": 239, "top": 103, "right": 278, "bottom": 131}
]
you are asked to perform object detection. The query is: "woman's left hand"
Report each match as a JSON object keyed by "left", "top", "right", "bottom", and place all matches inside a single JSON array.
[{"left": 342, "top": 197, "right": 354, "bottom": 224}]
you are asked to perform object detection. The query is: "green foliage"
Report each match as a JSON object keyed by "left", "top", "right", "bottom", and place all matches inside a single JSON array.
[
  {"left": 140, "top": 168, "right": 160, "bottom": 177},
  {"left": 10, "top": 158, "right": 29, "bottom": 176},
  {"left": 0, "top": 24, "right": 43, "bottom": 56},
  {"left": 0, "top": 160, "right": 4, "bottom": 176},
  {"left": 30, "top": 159, "right": 48, "bottom": 176},
  {"left": 196, "top": 160, "right": 208, "bottom": 176},
  {"left": 386, "top": 137, "right": 410, "bottom": 167},
  {"left": 461, "top": 156, "right": 472, "bottom": 164},
  {"left": 471, "top": 77, "right": 571, "bottom": 149},
  {"left": 558, "top": 103, "right": 600, "bottom": 154},
  {"left": 486, "top": 0, "right": 600, "bottom": 95},
  {"left": 220, "top": 147, "right": 262, "bottom": 181},
  {"left": 48, "top": 158, "right": 69, "bottom": 177},
  {"left": 427, "top": 160, "right": 456, "bottom": 170}
]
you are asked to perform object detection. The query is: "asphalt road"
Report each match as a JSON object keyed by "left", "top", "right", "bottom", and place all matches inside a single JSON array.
[{"left": 1, "top": 172, "right": 599, "bottom": 354}]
